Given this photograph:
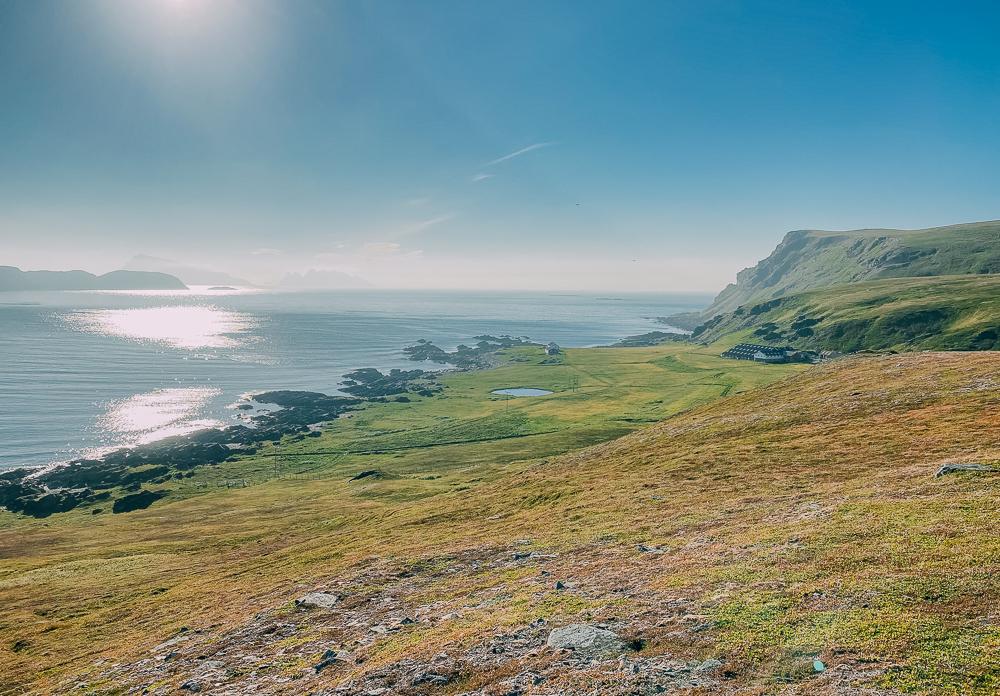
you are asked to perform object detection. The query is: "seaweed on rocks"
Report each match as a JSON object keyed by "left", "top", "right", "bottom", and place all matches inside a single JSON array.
[
  {"left": 404, "top": 335, "right": 538, "bottom": 369},
  {"left": 2, "top": 336, "right": 531, "bottom": 518},
  {"left": 1, "top": 391, "right": 360, "bottom": 518},
  {"left": 340, "top": 368, "right": 441, "bottom": 398}
]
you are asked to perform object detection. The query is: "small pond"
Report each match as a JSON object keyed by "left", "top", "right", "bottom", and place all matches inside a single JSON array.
[{"left": 491, "top": 388, "right": 554, "bottom": 397}]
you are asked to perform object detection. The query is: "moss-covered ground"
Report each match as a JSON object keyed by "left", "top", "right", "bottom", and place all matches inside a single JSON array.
[{"left": 0, "top": 344, "right": 997, "bottom": 694}]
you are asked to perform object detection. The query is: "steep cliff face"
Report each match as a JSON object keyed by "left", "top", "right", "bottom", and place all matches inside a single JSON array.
[{"left": 680, "top": 220, "right": 1000, "bottom": 325}]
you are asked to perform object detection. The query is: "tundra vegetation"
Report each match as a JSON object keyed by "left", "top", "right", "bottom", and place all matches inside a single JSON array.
[
  {"left": 0, "top": 337, "right": 997, "bottom": 694},
  {"left": 692, "top": 275, "right": 1000, "bottom": 352}
]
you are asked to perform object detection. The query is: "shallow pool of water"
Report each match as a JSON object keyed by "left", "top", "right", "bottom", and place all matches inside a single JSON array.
[{"left": 491, "top": 388, "right": 554, "bottom": 397}]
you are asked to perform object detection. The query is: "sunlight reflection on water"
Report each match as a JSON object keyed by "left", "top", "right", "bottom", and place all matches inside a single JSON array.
[
  {"left": 91, "top": 387, "right": 224, "bottom": 454},
  {"left": 64, "top": 305, "right": 255, "bottom": 349}
]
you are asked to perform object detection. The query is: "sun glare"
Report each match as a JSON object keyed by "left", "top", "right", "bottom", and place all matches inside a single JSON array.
[{"left": 64, "top": 306, "right": 255, "bottom": 350}]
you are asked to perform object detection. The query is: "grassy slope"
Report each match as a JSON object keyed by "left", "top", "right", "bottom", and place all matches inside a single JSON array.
[
  {"left": 669, "top": 220, "right": 1000, "bottom": 327},
  {"left": 0, "top": 346, "right": 996, "bottom": 694},
  {"left": 0, "top": 343, "right": 802, "bottom": 693},
  {"left": 693, "top": 274, "right": 1000, "bottom": 351}
]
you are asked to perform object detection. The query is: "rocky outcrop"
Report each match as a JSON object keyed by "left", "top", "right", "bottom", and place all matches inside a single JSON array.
[
  {"left": 404, "top": 335, "right": 538, "bottom": 369},
  {"left": 934, "top": 462, "right": 997, "bottom": 477},
  {"left": 295, "top": 592, "right": 340, "bottom": 610},
  {"left": 112, "top": 490, "right": 167, "bottom": 513},
  {"left": 1, "top": 391, "right": 360, "bottom": 518},
  {"left": 339, "top": 368, "right": 440, "bottom": 398},
  {"left": 546, "top": 624, "right": 627, "bottom": 657}
]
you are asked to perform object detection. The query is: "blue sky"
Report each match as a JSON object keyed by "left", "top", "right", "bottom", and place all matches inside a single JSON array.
[{"left": 2, "top": 0, "right": 998, "bottom": 290}]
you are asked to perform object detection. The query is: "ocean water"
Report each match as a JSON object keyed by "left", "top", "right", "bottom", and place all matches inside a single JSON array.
[{"left": 0, "top": 288, "right": 709, "bottom": 470}]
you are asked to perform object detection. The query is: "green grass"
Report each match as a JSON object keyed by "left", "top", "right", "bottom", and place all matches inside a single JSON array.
[
  {"left": 682, "top": 219, "right": 1000, "bottom": 322},
  {"left": 0, "top": 342, "right": 997, "bottom": 694},
  {"left": 693, "top": 274, "right": 1000, "bottom": 352}
]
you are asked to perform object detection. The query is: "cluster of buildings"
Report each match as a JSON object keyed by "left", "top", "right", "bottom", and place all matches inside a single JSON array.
[{"left": 720, "top": 343, "right": 828, "bottom": 364}]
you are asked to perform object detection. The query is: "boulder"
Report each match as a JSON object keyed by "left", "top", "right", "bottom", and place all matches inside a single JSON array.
[
  {"left": 546, "top": 624, "right": 626, "bottom": 657},
  {"left": 295, "top": 592, "right": 340, "bottom": 610},
  {"left": 16, "top": 490, "right": 87, "bottom": 518},
  {"left": 934, "top": 462, "right": 997, "bottom": 477},
  {"left": 112, "top": 489, "right": 166, "bottom": 514},
  {"left": 314, "top": 648, "right": 348, "bottom": 673},
  {"left": 694, "top": 658, "right": 723, "bottom": 672}
]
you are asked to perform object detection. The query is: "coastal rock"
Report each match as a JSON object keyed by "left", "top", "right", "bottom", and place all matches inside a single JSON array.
[
  {"left": 340, "top": 368, "right": 440, "bottom": 398},
  {"left": 546, "top": 624, "right": 626, "bottom": 657},
  {"left": 5, "top": 390, "right": 364, "bottom": 518},
  {"left": 0, "top": 485, "right": 90, "bottom": 518},
  {"left": 403, "top": 335, "right": 537, "bottom": 369},
  {"left": 20, "top": 492, "right": 82, "bottom": 518},
  {"left": 0, "top": 468, "right": 29, "bottom": 483}
]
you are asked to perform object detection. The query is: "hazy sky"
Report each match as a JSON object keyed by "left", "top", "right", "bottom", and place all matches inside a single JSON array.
[{"left": 2, "top": 1, "right": 999, "bottom": 290}]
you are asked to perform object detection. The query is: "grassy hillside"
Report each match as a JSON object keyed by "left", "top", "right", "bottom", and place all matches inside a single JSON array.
[
  {"left": 692, "top": 274, "right": 1000, "bottom": 352},
  {"left": 0, "top": 342, "right": 802, "bottom": 694},
  {"left": 1, "top": 344, "right": 997, "bottom": 694},
  {"left": 667, "top": 220, "right": 1000, "bottom": 328}
]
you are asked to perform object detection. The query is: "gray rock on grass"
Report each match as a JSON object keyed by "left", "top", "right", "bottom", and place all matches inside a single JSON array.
[
  {"left": 295, "top": 592, "right": 340, "bottom": 609},
  {"left": 934, "top": 462, "right": 997, "bottom": 477},
  {"left": 546, "top": 624, "right": 626, "bottom": 657}
]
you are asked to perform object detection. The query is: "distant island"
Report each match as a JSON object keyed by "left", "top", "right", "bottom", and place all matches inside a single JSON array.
[
  {"left": 123, "top": 254, "right": 253, "bottom": 288},
  {"left": 0, "top": 266, "right": 187, "bottom": 291}
]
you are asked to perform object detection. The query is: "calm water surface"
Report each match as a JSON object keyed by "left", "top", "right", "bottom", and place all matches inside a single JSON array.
[
  {"left": 0, "top": 288, "right": 708, "bottom": 469},
  {"left": 491, "top": 388, "right": 554, "bottom": 397}
]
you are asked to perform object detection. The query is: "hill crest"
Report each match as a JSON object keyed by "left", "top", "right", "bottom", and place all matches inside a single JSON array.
[{"left": 668, "top": 219, "right": 1000, "bottom": 328}]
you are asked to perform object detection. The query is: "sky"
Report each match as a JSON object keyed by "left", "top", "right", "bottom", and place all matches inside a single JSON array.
[{"left": 1, "top": 0, "right": 999, "bottom": 291}]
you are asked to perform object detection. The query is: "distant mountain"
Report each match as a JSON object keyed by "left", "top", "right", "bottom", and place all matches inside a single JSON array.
[
  {"left": 667, "top": 220, "right": 1000, "bottom": 329},
  {"left": 0, "top": 266, "right": 187, "bottom": 291},
  {"left": 123, "top": 255, "right": 254, "bottom": 287},
  {"left": 278, "top": 269, "right": 371, "bottom": 290}
]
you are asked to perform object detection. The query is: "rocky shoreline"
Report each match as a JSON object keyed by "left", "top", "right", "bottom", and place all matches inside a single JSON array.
[
  {"left": 0, "top": 335, "right": 537, "bottom": 519},
  {"left": 0, "top": 390, "right": 360, "bottom": 518}
]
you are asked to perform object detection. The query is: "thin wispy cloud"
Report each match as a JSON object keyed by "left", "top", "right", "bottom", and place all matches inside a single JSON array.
[
  {"left": 362, "top": 242, "right": 402, "bottom": 255},
  {"left": 394, "top": 213, "right": 456, "bottom": 239},
  {"left": 250, "top": 247, "right": 282, "bottom": 256},
  {"left": 485, "top": 141, "right": 556, "bottom": 167},
  {"left": 472, "top": 173, "right": 494, "bottom": 182}
]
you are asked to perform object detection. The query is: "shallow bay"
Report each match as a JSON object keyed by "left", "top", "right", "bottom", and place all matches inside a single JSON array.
[{"left": 0, "top": 288, "right": 706, "bottom": 469}]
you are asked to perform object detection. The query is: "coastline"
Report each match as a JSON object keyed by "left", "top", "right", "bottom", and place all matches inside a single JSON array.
[{"left": 0, "top": 335, "right": 540, "bottom": 518}]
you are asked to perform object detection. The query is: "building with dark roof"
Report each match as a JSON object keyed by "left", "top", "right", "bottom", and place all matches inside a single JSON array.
[{"left": 720, "top": 343, "right": 790, "bottom": 363}]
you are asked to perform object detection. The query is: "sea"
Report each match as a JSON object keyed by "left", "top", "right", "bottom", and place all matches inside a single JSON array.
[{"left": 0, "top": 288, "right": 710, "bottom": 471}]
